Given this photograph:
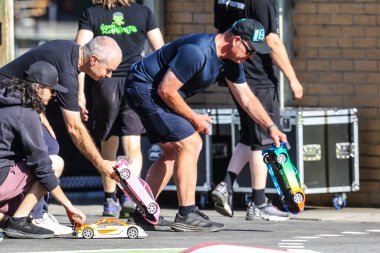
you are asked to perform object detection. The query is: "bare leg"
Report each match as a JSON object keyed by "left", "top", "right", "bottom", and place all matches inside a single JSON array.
[
  {"left": 173, "top": 133, "right": 203, "bottom": 206},
  {"left": 145, "top": 142, "right": 177, "bottom": 199},
  {"left": 250, "top": 150, "right": 268, "bottom": 189},
  {"left": 100, "top": 136, "right": 119, "bottom": 193},
  {"left": 226, "top": 143, "right": 251, "bottom": 174},
  {"left": 121, "top": 135, "right": 143, "bottom": 176},
  {"left": 13, "top": 181, "right": 46, "bottom": 218},
  {"left": 50, "top": 155, "right": 64, "bottom": 178}
]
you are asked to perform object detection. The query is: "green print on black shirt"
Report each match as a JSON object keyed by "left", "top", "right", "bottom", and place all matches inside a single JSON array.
[{"left": 100, "top": 12, "right": 137, "bottom": 35}]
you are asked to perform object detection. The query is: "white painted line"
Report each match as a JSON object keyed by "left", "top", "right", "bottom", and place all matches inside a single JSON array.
[
  {"left": 341, "top": 231, "right": 369, "bottom": 235},
  {"left": 278, "top": 243, "right": 304, "bottom": 246},
  {"left": 315, "top": 234, "right": 343, "bottom": 237},
  {"left": 366, "top": 230, "right": 380, "bottom": 233},
  {"left": 293, "top": 236, "right": 320, "bottom": 239},
  {"left": 281, "top": 240, "right": 307, "bottom": 242},
  {"left": 278, "top": 245, "right": 305, "bottom": 249}
]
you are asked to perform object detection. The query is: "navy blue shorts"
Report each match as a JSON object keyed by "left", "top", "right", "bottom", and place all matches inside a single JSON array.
[
  {"left": 86, "top": 76, "right": 145, "bottom": 141},
  {"left": 124, "top": 78, "right": 195, "bottom": 144},
  {"left": 232, "top": 87, "right": 281, "bottom": 151}
]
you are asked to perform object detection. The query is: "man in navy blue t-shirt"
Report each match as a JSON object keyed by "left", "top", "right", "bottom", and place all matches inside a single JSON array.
[{"left": 125, "top": 19, "right": 287, "bottom": 232}]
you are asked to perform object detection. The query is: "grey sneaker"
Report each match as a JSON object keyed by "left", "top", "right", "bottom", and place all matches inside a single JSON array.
[
  {"left": 211, "top": 182, "right": 233, "bottom": 217},
  {"left": 246, "top": 202, "right": 290, "bottom": 221},
  {"left": 102, "top": 198, "right": 121, "bottom": 217},
  {"left": 119, "top": 196, "right": 137, "bottom": 219},
  {"left": 171, "top": 207, "right": 224, "bottom": 232},
  {"left": 4, "top": 217, "right": 55, "bottom": 239}
]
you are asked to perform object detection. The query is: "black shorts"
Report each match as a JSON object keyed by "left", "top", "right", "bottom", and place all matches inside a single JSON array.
[
  {"left": 124, "top": 78, "right": 195, "bottom": 144},
  {"left": 86, "top": 76, "right": 145, "bottom": 141},
  {"left": 232, "top": 87, "right": 281, "bottom": 151}
]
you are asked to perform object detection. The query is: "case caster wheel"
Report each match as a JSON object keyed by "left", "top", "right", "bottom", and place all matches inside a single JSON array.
[{"left": 333, "top": 193, "right": 347, "bottom": 210}]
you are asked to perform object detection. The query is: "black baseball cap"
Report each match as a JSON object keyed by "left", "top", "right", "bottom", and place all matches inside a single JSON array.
[
  {"left": 24, "top": 61, "right": 68, "bottom": 93},
  {"left": 231, "top": 18, "right": 272, "bottom": 54}
]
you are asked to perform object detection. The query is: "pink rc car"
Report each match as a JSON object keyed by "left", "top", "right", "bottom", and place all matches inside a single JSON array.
[{"left": 112, "top": 159, "right": 160, "bottom": 225}]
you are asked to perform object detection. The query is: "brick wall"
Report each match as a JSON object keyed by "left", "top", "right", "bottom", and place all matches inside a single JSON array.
[
  {"left": 163, "top": 0, "right": 380, "bottom": 207},
  {"left": 292, "top": 0, "right": 380, "bottom": 207},
  {"left": 164, "top": 0, "right": 234, "bottom": 107}
]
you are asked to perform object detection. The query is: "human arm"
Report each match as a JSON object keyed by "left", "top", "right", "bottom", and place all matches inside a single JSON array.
[
  {"left": 146, "top": 28, "right": 164, "bottom": 51},
  {"left": 39, "top": 112, "right": 56, "bottom": 139},
  {"left": 266, "top": 33, "right": 303, "bottom": 99},
  {"left": 226, "top": 79, "right": 287, "bottom": 147},
  {"left": 75, "top": 29, "right": 95, "bottom": 121},
  {"left": 157, "top": 69, "right": 213, "bottom": 134},
  {"left": 50, "top": 185, "right": 86, "bottom": 224},
  {"left": 60, "top": 108, "right": 114, "bottom": 177}
]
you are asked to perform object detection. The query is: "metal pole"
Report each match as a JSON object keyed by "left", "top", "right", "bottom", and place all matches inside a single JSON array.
[
  {"left": 0, "top": 0, "right": 14, "bottom": 66},
  {"left": 278, "top": 0, "right": 285, "bottom": 110}
]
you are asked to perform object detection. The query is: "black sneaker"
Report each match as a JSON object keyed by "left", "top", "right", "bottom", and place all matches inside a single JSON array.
[
  {"left": 4, "top": 217, "right": 55, "bottom": 239},
  {"left": 171, "top": 207, "right": 224, "bottom": 232},
  {"left": 128, "top": 212, "right": 173, "bottom": 231},
  {"left": 211, "top": 182, "right": 233, "bottom": 217}
]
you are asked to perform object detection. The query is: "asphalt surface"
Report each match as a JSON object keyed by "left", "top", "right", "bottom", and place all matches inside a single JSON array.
[{"left": 1, "top": 201, "right": 380, "bottom": 253}]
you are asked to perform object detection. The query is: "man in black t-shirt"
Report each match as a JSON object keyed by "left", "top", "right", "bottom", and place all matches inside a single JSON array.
[
  {"left": 0, "top": 36, "right": 122, "bottom": 183},
  {"left": 212, "top": 0, "right": 303, "bottom": 221},
  {"left": 75, "top": 0, "right": 164, "bottom": 219}
]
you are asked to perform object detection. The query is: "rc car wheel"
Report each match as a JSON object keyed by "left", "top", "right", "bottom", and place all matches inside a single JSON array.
[
  {"left": 82, "top": 228, "right": 94, "bottom": 239},
  {"left": 293, "top": 192, "right": 304, "bottom": 204},
  {"left": 119, "top": 168, "right": 130, "bottom": 180},
  {"left": 263, "top": 153, "right": 271, "bottom": 164},
  {"left": 127, "top": 227, "right": 139, "bottom": 239},
  {"left": 276, "top": 153, "right": 287, "bottom": 164},
  {"left": 147, "top": 202, "right": 158, "bottom": 214}
]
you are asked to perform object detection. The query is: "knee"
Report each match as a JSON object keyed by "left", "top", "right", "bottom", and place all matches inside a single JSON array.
[
  {"left": 160, "top": 143, "right": 178, "bottom": 161},
  {"left": 50, "top": 155, "right": 64, "bottom": 178},
  {"left": 179, "top": 133, "right": 203, "bottom": 155}
]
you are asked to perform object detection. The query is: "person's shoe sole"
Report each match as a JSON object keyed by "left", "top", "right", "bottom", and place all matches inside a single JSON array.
[
  {"left": 129, "top": 222, "right": 173, "bottom": 231},
  {"left": 102, "top": 212, "right": 119, "bottom": 217},
  {"left": 267, "top": 215, "right": 290, "bottom": 221},
  {"left": 214, "top": 203, "right": 233, "bottom": 217},
  {"left": 171, "top": 223, "right": 224, "bottom": 232},
  {"left": 246, "top": 214, "right": 289, "bottom": 221},
  {"left": 4, "top": 228, "right": 54, "bottom": 239},
  {"left": 211, "top": 191, "right": 233, "bottom": 217}
]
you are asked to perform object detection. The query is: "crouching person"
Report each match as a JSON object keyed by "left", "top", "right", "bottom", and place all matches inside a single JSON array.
[{"left": 0, "top": 62, "right": 86, "bottom": 239}]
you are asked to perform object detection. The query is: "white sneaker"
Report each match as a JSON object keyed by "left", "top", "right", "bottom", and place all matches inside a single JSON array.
[{"left": 33, "top": 213, "right": 73, "bottom": 236}]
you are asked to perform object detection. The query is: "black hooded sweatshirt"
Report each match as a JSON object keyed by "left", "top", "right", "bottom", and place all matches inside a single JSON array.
[{"left": 0, "top": 86, "right": 59, "bottom": 192}]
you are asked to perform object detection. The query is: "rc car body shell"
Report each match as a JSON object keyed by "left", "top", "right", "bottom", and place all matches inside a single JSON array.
[
  {"left": 112, "top": 159, "right": 160, "bottom": 224},
  {"left": 263, "top": 143, "right": 306, "bottom": 213},
  {"left": 74, "top": 218, "right": 147, "bottom": 239}
]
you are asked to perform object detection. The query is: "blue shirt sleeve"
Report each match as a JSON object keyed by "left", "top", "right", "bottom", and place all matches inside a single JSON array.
[
  {"left": 168, "top": 44, "right": 206, "bottom": 84},
  {"left": 225, "top": 62, "right": 246, "bottom": 84}
]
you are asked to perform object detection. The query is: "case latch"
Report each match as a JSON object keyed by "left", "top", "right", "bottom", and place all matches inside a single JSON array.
[
  {"left": 336, "top": 142, "right": 355, "bottom": 159},
  {"left": 303, "top": 144, "right": 321, "bottom": 161}
]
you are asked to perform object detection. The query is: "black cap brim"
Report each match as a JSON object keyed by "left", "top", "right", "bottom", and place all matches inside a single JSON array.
[
  {"left": 251, "top": 41, "right": 272, "bottom": 54},
  {"left": 52, "top": 84, "right": 68, "bottom": 93}
]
